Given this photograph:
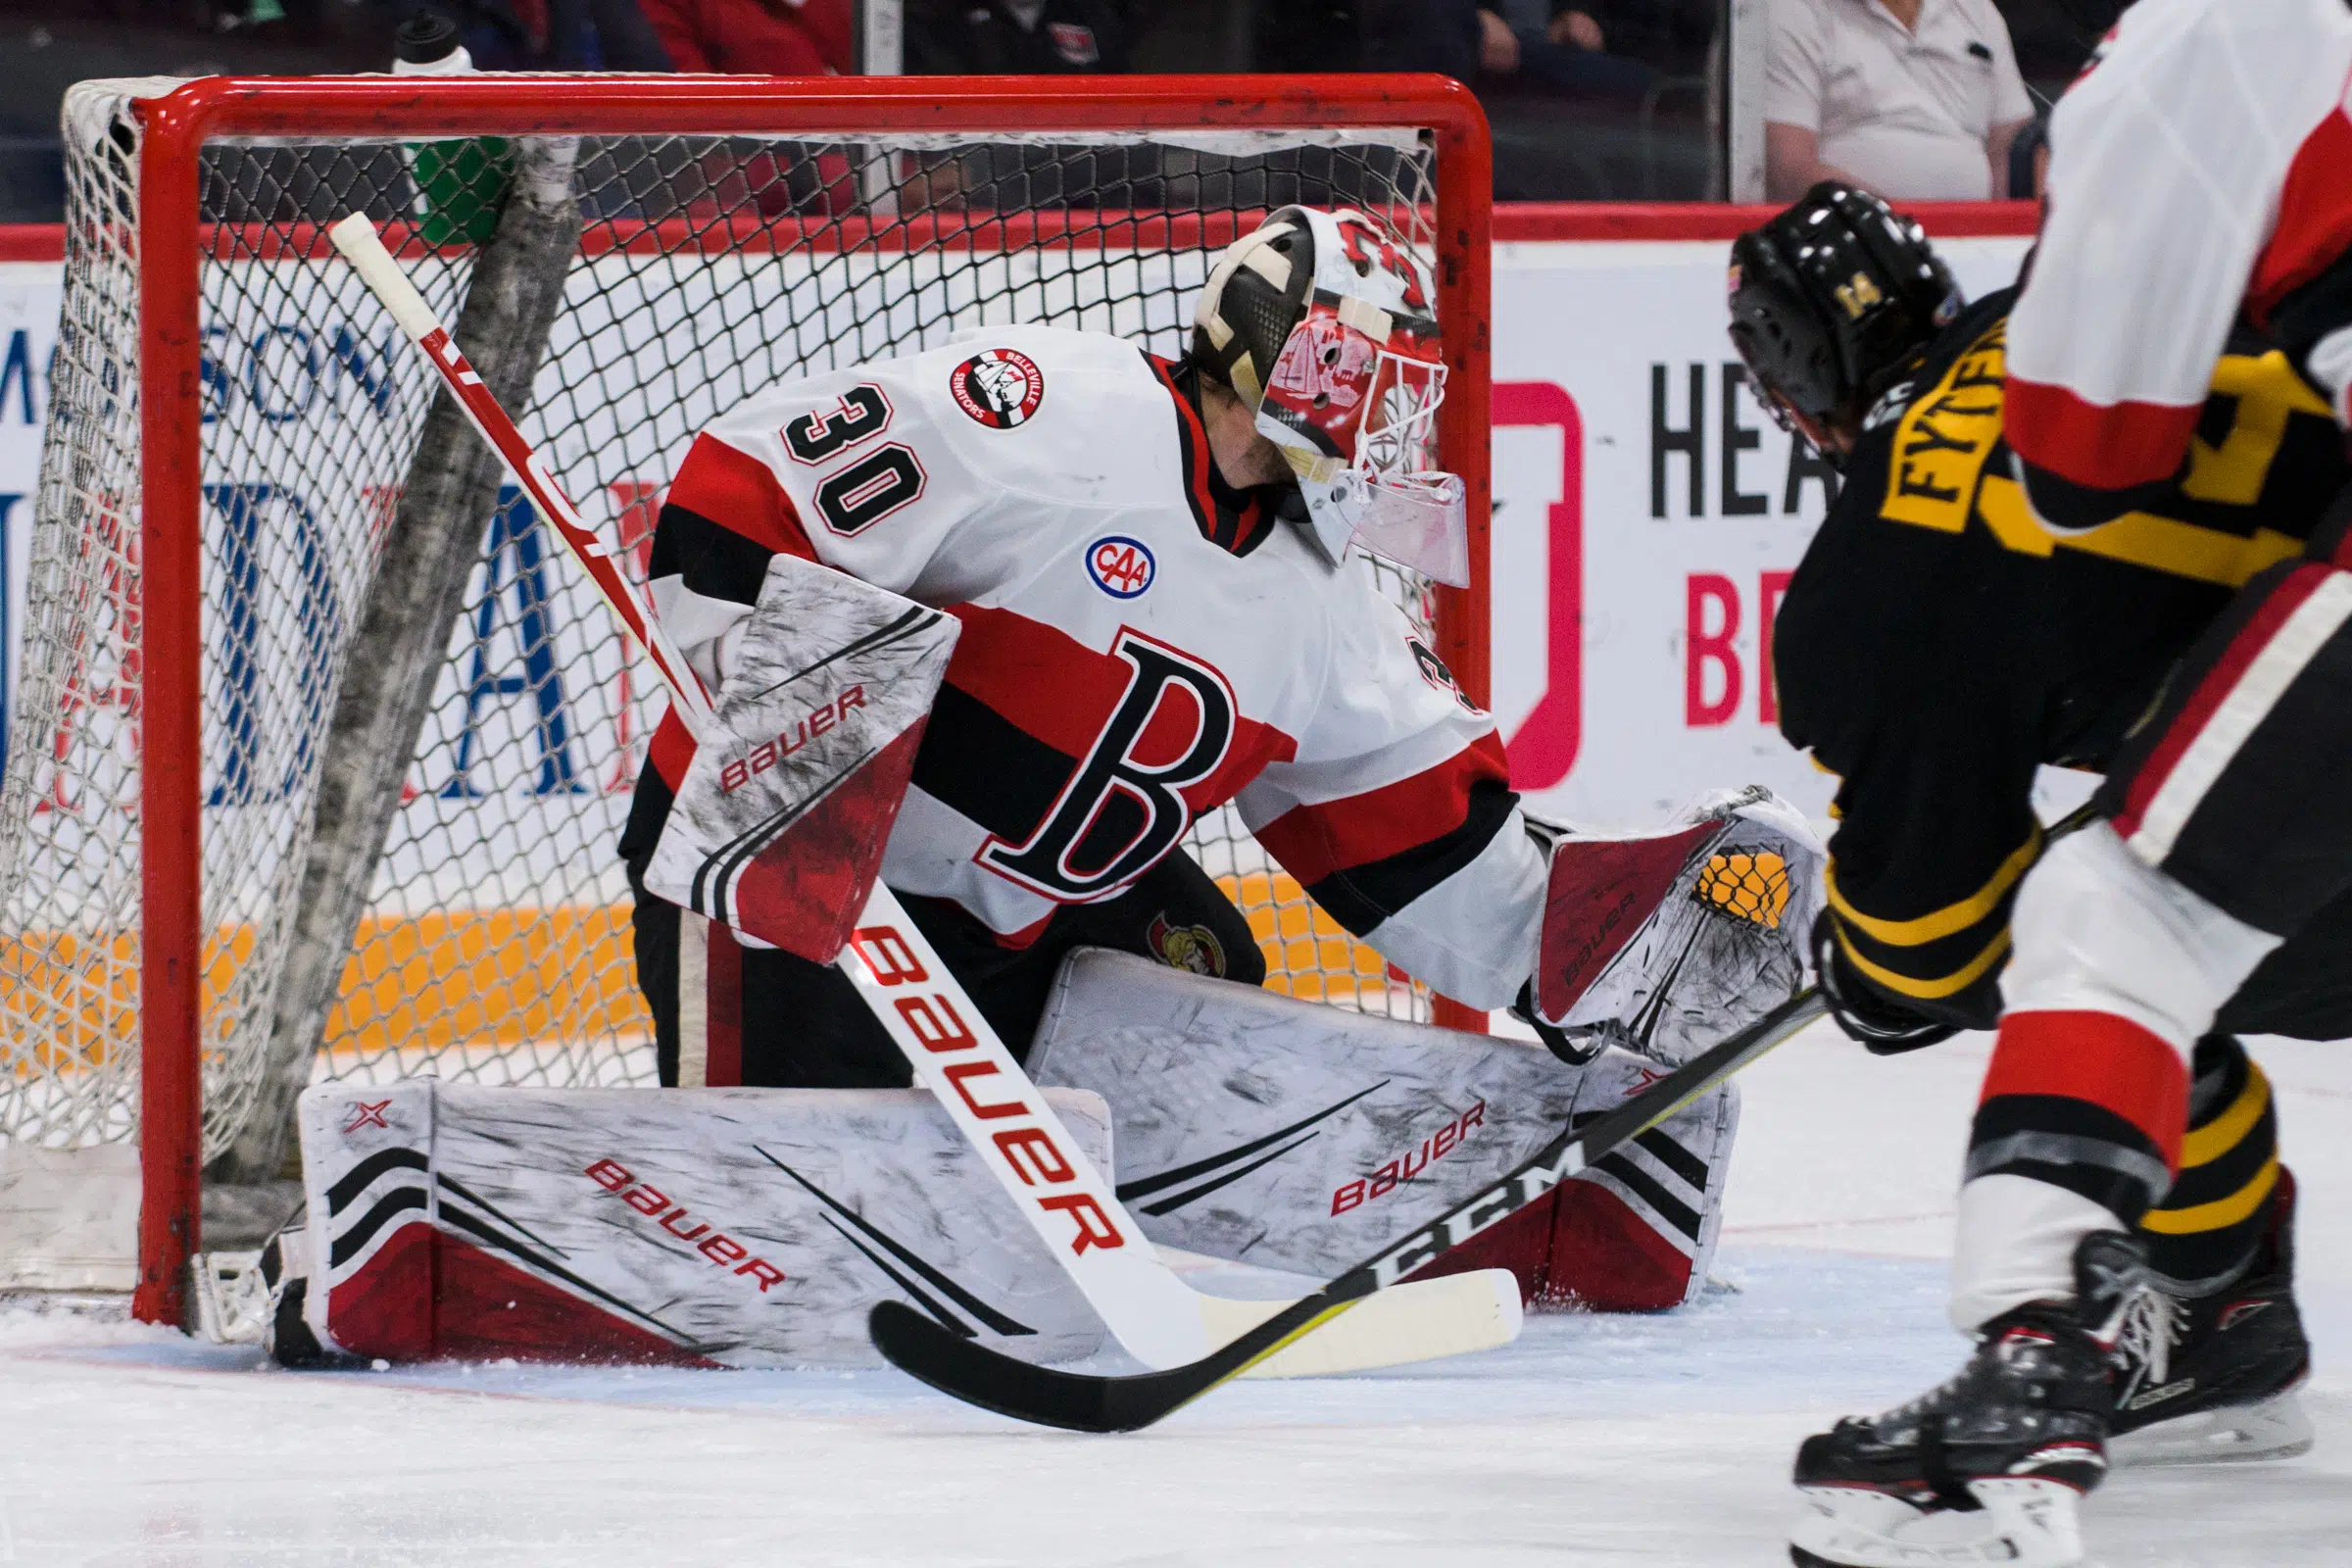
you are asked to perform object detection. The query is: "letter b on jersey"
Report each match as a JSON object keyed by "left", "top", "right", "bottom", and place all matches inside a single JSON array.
[{"left": 981, "top": 632, "right": 1235, "bottom": 900}]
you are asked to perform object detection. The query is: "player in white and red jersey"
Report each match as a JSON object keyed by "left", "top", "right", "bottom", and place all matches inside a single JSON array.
[
  {"left": 620, "top": 206, "right": 1559, "bottom": 1088},
  {"left": 1788, "top": 4, "right": 2352, "bottom": 1562}
]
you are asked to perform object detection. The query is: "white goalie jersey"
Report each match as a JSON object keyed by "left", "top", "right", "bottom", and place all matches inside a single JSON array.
[{"left": 624, "top": 323, "right": 1547, "bottom": 1007}]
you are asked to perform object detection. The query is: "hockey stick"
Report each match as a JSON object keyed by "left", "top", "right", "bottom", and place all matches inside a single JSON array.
[
  {"left": 326, "top": 213, "right": 1521, "bottom": 1379},
  {"left": 870, "top": 984, "right": 1830, "bottom": 1431}
]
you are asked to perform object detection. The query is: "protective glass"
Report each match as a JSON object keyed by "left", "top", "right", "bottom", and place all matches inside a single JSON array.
[
  {"left": 1265, "top": 303, "right": 1468, "bottom": 586},
  {"left": 1347, "top": 345, "right": 1467, "bottom": 586}
]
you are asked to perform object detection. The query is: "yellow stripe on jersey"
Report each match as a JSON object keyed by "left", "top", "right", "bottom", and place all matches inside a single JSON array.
[
  {"left": 2184, "top": 350, "right": 2335, "bottom": 506},
  {"left": 1836, "top": 919, "right": 2011, "bottom": 1000},
  {"left": 1882, "top": 318, "right": 2007, "bottom": 536},
  {"left": 1825, "top": 830, "right": 2040, "bottom": 947},
  {"left": 1874, "top": 318, "right": 2324, "bottom": 583},
  {"left": 1977, "top": 475, "right": 2305, "bottom": 586}
]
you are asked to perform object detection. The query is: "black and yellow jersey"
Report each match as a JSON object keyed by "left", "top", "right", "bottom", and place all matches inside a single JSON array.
[{"left": 1774, "top": 285, "right": 2352, "bottom": 1029}]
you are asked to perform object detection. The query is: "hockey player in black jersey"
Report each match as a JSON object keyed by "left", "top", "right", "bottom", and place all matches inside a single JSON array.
[{"left": 1731, "top": 184, "right": 2334, "bottom": 1566}]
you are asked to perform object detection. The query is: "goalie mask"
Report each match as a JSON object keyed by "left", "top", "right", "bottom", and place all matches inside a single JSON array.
[
  {"left": 1726, "top": 183, "right": 1961, "bottom": 466},
  {"left": 1193, "top": 206, "right": 1468, "bottom": 587}
]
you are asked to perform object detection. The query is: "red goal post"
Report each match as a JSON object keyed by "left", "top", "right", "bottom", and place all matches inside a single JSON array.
[{"left": 17, "top": 74, "right": 1493, "bottom": 1325}]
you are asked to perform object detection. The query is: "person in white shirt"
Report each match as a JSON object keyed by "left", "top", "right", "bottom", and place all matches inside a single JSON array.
[{"left": 1763, "top": 0, "right": 2034, "bottom": 201}]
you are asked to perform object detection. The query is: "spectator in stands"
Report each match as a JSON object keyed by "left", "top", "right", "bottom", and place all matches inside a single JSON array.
[
  {"left": 1567, "top": 0, "right": 1718, "bottom": 75},
  {"left": 896, "top": 0, "right": 1141, "bottom": 211},
  {"left": 636, "top": 0, "right": 853, "bottom": 74},
  {"left": 1764, "top": 0, "right": 2034, "bottom": 200},
  {"left": 1364, "top": 0, "right": 1656, "bottom": 107},
  {"left": 393, "top": 0, "right": 674, "bottom": 70},
  {"left": 903, "top": 0, "right": 1134, "bottom": 74}
]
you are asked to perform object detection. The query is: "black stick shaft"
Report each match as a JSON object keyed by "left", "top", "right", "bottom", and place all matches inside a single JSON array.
[{"left": 871, "top": 986, "right": 1829, "bottom": 1431}]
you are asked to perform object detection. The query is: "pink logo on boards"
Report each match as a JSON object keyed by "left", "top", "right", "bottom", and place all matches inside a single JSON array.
[
  {"left": 949, "top": 348, "right": 1046, "bottom": 429},
  {"left": 1494, "top": 381, "right": 1584, "bottom": 793}
]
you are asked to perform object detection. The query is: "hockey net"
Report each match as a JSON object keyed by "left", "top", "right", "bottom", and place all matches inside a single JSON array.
[{"left": 0, "top": 75, "right": 1491, "bottom": 1314}]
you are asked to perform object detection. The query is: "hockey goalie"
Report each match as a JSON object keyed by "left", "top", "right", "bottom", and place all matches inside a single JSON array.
[{"left": 266, "top": 205, "right": 1819, "bottom": 1370}]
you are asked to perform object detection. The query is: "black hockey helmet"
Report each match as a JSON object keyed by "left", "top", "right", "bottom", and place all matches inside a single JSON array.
[{"left": 1727, "top": 183, "right": 1961, "bottom": 462}]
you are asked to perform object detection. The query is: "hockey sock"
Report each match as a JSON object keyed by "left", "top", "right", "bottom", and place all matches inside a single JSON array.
[
  {"left": 2138, "top": 1034, "right": 2279, "bottom": 1296},
  {"left": 1950, "top": 1009, "right": 2186, "bottom": 1329}
]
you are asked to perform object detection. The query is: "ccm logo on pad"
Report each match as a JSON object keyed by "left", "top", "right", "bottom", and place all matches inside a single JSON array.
[{"left": 848, "top": 923, "right": 1127, "bottom": 1257}]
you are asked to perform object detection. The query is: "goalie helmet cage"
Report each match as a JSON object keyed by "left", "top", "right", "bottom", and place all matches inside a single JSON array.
[{"left": 0, "top": 74, "right": 1494, "bottom": 1327}]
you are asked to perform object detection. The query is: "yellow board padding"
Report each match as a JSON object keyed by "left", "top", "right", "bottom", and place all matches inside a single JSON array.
[
  {"left": 1695, "top": 852, "right": 1790, "bottom": 929},
  {"left": 1, "top": 875, "right": 1388, "bottom": 1067},
  {"left": 330, "top": 905, "right": 651, "bottom": 1052},
  {"left": 0, "top": 907, "right": 655, "bottom": 1066},
  {"left": 1220, "top": 870, "right": 1404, "bottom": 1006},
  {"left": 0, "top": 927, "right": 139, "bottom": 1071}
]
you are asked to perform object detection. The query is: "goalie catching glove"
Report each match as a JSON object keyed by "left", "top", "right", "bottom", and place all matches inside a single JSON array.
[{"left": 1530, "top": 787, "right": 1824, "bottom": 1066}]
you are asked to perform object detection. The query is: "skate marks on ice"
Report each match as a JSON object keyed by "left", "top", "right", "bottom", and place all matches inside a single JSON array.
[
  {"left": 2, "top": 1253, "right": 2346, "bottom": 1567},
  {"left": 3, "top": 1026, "right": 2347, "bottom": 1564}
]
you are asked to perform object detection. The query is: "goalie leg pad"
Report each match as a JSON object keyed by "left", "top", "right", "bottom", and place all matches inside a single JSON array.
[
  {"left": 1027, "top": 949, "right": 1739, "bottom": 1310},
  {"left": 291, "top": 1079, "right": 1114, "bottom": 1367}
]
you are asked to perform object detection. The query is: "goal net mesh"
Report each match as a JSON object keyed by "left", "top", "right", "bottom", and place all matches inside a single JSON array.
[{"left": 0, "top": 81, "right": 1448, "bottom": 1170}]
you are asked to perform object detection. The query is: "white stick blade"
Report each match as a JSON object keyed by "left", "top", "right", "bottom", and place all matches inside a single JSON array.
[{"left": 1207, "top": 1267, "right": 1524, "bottom": 1379}]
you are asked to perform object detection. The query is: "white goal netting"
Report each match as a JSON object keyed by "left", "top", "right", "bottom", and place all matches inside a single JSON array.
[{"left": 0, "top": 79, "right": 1457, "bottom": 1231}]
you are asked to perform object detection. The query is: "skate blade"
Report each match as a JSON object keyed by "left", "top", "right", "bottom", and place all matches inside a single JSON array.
[
  {"left": 2110, "top": 1391, "right": 2315, "bottom": 1467},
  {"left": 1790, "top": 1478, "right": 2084, "bottom": 1567}
]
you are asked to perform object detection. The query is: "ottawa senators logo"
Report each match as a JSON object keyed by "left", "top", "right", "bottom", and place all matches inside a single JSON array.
[
  {"left": 1407, "top": 632, "right": 1481, "bottom": 715},
  {"left": 1147, "top": 912, "right": 1227, "bottom": 977},
  {"left": 949, "top": 348, "right": 1045, "bottom": 428}
]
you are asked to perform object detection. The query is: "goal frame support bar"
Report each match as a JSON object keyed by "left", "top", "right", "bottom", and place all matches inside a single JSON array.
[{"left": 124, "top": 73, "right": 1494, "bottom": 1326}]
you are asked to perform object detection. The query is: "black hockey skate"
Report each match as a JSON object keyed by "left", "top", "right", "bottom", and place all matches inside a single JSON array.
[
  {"left": 2109, "top": 1168, "right": 2313, "bottom": 1466},
  {"left": 1788, "top": 1231, "right": 2143, "bottom": 1568}
]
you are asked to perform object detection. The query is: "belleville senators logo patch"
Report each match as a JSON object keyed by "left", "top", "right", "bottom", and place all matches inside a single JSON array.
[
  {"left": 950, "top": 348, "right": 1045, "bottom": 428},
  {"left": 1148, "top": 911, "right": 1226, "bottom": 977}
]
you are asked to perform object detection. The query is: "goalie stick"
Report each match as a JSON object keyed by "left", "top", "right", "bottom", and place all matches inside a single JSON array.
[
  {"left": 326, "top": 213, "right": 1520, "bottom": 1381},
  {"left": 870, "top": 985, "right": 1830, "bottom": 1431}
]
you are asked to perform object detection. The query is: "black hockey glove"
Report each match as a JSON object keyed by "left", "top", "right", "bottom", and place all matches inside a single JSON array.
[{"left": 1811, "top": 911, "right": 1959, "bottom": 1055}]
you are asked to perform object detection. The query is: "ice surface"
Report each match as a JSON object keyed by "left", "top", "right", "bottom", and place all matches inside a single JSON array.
[{"left": 5, "top": 1022, "right": 2349, "bottom": 1566}]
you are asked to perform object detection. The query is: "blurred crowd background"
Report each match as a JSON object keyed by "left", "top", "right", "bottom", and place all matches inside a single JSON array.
[{"left": 0, "top": 0, "right": 2125, "bottom": 220}]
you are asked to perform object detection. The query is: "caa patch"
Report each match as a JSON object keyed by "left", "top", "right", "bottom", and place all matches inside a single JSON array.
[
  {"left": 949, "top": 348, "right": 1046, "bottom": 429},
  {"left": 1087, "top": 535, "right": 1155, "bottom": 599}
]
